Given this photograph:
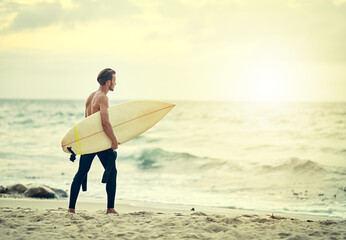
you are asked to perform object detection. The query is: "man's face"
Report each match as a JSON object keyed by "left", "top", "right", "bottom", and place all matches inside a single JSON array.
[{"left": 109, "top": 74, "right": 116, "bottom": 91}]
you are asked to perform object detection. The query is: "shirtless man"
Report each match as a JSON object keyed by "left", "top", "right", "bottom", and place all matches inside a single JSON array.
[{"left": 68, "top": 68, "right": 119, "bottom": 214}]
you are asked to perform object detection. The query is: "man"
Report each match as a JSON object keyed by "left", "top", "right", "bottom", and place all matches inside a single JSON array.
[{"left": 68, "top": 68, "right": 119, "bottom": 214}]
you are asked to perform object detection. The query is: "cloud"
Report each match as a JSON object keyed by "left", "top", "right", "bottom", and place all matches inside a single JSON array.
[
  {"left": 151, "top": 0, "right": 346, "bottom": 63},
  {"left": 0, "top": 0, "right": 140, "bottom": 33},
  {"left": 6, "top": 2, "right": 63, "bottom": 32},
  {"left": 1, "top": 0, "right": 346, "bottom": 63}
]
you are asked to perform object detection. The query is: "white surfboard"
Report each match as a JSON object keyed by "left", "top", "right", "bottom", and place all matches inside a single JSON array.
[{"left": 61, "top": 100, "right": 175, "bottom": 155}]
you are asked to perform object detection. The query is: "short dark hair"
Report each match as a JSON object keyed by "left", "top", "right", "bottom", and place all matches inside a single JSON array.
[{"left": 97, "top": 68, "right": 116, "bottom": 85}]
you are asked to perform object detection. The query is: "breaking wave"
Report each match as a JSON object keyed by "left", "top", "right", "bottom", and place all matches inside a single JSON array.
[
  {"left": 261, "top": 157, "right": 327, "bottom": 175},
  {"left": 128, "top": 148, "right": 199, "bottom": 169}
]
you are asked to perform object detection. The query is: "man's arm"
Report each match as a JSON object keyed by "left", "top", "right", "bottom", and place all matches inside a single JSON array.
[{"left": 99, "top": 95, "right": 118, "bottom": 150}]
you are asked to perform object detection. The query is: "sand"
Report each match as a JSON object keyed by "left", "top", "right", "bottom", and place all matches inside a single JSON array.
[{"left": 0, "top": 198, "right": 345, "bottom": 240}]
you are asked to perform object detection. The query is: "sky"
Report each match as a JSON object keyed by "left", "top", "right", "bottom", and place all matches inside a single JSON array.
[{"left": 0, "top": 0, "right": 346, "bottom": 102}]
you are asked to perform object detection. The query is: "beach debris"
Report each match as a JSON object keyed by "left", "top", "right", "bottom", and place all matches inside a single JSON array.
[
  {"left": 267, "top": 214, "right": 285, "bottom": 220},
  {"left": 191, "top": 208, "right": 195, "bottom": 211},
  {"left": 307, "top": 220, "right": 314, "bottom": 222}
]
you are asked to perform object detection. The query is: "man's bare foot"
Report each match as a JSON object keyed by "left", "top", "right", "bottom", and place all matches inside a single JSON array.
[
  {"left": 68, "top": 208, "right": 75, "bottom": 213},
  {"left": 106, "top": 208, "right": 119, "bottom": 215}
]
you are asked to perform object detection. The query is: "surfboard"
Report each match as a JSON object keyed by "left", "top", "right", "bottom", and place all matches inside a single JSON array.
[{"left": 61, "top": 100, "right": 175, "bottom": 155}]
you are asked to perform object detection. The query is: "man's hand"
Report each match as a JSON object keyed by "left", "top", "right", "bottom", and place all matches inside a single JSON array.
[{"left": 111, "top": 142, "right": 119, "bottom": 150}]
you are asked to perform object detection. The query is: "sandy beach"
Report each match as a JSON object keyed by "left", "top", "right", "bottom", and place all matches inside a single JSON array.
[{"left": 0, "top": 198, "right": 345, "bottom": 240}]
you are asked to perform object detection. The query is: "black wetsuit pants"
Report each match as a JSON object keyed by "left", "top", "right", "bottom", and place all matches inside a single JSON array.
[{"left": 69, "top": 149, "right": 117, "bottom": 209}]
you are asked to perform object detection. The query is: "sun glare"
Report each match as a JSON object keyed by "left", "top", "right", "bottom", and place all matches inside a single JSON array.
[
  {"left": 243, "top": 59, "right": 293, "bottom": 102},
  {"left": 253, "top": 66, "right": 284, "bottom": 101}
]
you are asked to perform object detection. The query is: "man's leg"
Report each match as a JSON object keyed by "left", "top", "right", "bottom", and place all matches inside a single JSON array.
[
  {"left": 68, "top": 153, "right": 96, "bottom": 211},
  {"left": 97, "top": 149, "right": 117, "bottom": 213}
]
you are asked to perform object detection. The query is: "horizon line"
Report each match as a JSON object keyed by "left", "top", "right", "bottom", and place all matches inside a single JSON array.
[{"left": 0, "top": 97, "right": 345, "bottom": 104}]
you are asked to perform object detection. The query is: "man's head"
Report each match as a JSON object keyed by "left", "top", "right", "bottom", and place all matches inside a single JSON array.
[{"left": 97, "top": 68, "right": 116, "bottom": 91}]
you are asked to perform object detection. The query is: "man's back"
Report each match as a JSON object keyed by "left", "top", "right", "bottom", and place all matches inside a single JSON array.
[{"left": 85, "top": 91, "right": 108, "bottom": 118}]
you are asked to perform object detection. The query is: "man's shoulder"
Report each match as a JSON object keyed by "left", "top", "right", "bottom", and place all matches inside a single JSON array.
[
  {"left": 86, "top": 91, "right": 97, "bottom": 103},
  {"left": 98, "top": 93, "right": 108, "bottom": 101},
  {"left": 96, "top": 92, "right": 109, "bottom": 106}
]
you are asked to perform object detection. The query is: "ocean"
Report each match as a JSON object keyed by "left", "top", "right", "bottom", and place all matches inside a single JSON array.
[{"left": 0, "top": 99, "right": 345, "bottom": 219}]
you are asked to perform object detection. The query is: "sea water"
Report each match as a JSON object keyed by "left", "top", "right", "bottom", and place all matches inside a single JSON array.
[{"left": 0, "top": 99, "right": 345, "bottom": 218}]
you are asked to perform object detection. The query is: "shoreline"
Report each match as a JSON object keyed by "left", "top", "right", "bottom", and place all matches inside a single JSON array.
[{"left": 0, "top": 197, "right": 342, "bottom": 221}]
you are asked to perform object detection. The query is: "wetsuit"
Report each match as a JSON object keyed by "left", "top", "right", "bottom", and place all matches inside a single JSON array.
[{"left": 69, "top": 149, "right": 117, "bottom": 209}]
